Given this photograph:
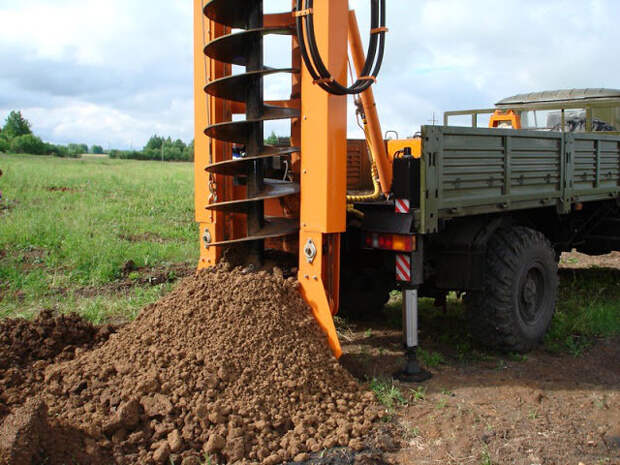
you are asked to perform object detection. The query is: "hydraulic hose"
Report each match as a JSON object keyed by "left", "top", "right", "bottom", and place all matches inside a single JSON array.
[
  {"left": 295, "top": 0, "right": 387, "bottom": 95},
  {"left": 347, "top": 96, "right": 382, "bottom": 204}
]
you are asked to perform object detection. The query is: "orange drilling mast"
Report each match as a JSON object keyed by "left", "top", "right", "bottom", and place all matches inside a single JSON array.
[{"left": 194, "top": 0, "right": 387, "bottom": 358}]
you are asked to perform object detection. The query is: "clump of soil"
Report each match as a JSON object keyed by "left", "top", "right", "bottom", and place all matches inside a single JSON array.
[
  {"left": 40, "top": 266, "right": 379, "bottom": 464},
  {"left": 0, "top": 310, "right": 115, "bottom": 421}
]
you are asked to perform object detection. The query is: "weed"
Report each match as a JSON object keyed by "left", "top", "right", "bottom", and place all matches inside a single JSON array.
[
  {"left": 410, "top": 386, "right": 426, "bottom": 401},
  {"left": 435, "top": 398, "right": 447, "bottom": 409},
  {"left": 202, "top": 454, "right": 216, "bottom": 465},
  {"left": 507, "top": 352, "right": 527, "bottom": 362},
  {"left": 418, "top": 348, "right": 446, "bottom": 368},
  {"left": 364, "top": 328, "right": 373, "bottom": 338},
  {"left": 403, "top": 424, "right": 420, "bottom": 439},
  {"left": 480, "top": 446, "right": 493, "bottom": 465},
  {"left": 528, "top": 409, "right": 538, "bottom": 420},
  {"left": 370, "top": 377, "right": 408, "bottom": 411}
]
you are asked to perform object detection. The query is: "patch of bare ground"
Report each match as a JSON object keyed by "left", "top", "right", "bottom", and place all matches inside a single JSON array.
[
  {"left": 74, "top": 262, "right": 195, "bottom": 298},
  {"left": 0, "top": 199, "right": 17, "bottom": 214},
  {"left": 561, "top": 250, "right": 620, "bottom": 270},
  {"left": 45, "top": 186, "right": 79, "bottom": 193},
  {"left": 340, "top": 323, "right": 619, "bottom": 465},
  {"left": 339, "top": 253, "right": 620, "bottom": 465},
  {"left": 118, "top": 232, "right": 171, "bottom": 244}
]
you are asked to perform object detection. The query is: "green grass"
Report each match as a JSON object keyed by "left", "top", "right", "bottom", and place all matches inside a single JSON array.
[
  {"left": 545, "top": 268, "right": 620, "bottom": 354},
  {"left": 0, "top": 153, "right": 197, "bottom": 321},
  {"left": 384, "top": 269, "right": 619, "bottom": 357},
  {"left": 370, "top": 377, "right": 408, "bottom": 412},
  {"left": 417, "top": 347, "right": 446, "bottom": 368}
]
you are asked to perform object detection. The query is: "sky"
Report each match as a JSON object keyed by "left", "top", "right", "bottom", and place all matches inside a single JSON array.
[{"left": 0, "top": 0, "right": 618, "bottom": 150}]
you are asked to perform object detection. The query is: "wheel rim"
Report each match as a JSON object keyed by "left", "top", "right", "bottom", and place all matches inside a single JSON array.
[{"left": 518, "top": 263, "right": 546, "bottom": 325}]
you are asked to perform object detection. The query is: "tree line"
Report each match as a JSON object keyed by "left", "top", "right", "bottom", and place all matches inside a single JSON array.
[
  {"left": 109, "top": 135, "right": 194, "bottom": 162},
  {"left": 0, "top": 111, "right": 194, "bottom": 162},
  {"left": 0, "top": 111, "right": 93, "bottom": 158}
]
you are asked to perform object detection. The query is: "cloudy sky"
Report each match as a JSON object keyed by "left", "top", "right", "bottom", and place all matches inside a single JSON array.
[{"left": 0, "top": 0, "right": 618, "bottom": 149}]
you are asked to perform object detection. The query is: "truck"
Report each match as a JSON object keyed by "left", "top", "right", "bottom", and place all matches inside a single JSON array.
[
  {"left": 195, "top": 0, "right": 619, "bottom": 380},
  {"left": 345, "top": 89, "right": 620, "bottom": 359}
]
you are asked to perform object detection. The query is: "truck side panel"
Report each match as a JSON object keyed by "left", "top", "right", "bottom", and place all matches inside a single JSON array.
[
  {"left": 570, "top": 133, "right": 620, "bottom": 201},
  {"left": 419, "top": 126, "right": 620, "bottom": 233}
]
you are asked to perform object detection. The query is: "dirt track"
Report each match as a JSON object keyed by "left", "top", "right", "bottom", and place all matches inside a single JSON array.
[
  {"left": 341, "top": 324, "right": 619, "bottom": 465},
  {"left": 340, "top": 252, "right": 620, "bottom": 465}
]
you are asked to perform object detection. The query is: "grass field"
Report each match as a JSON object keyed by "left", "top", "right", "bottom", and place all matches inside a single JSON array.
[
  {"left": 0, "top": 153, "right": 618, "bottom": 353},
  {"left": 0, "top": 153, "right": 197, "bottom": 322}
]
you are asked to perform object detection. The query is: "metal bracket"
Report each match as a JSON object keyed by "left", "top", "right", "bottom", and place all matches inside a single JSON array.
[
  {"left": 202, "top": 228, "right": 212, "bottom": 249},
  {"left": 303, "top": 238, "right": 317, "bottom": 264}
]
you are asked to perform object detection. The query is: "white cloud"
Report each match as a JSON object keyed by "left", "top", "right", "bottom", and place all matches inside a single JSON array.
[{"left": 0, "top": 0, "right": 618, "bottom": 148}]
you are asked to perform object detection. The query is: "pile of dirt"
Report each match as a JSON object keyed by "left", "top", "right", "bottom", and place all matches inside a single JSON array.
[
  {"left": 36, "top": 265, "right": 379, "bottom": 465},
  {"left": 0, "top": 310, "right": 115, "bottom": 421}
]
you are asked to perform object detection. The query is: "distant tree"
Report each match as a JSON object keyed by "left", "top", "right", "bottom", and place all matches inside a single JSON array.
[
  {"left": 185, "top": 140, "right": 194, "bottom": 162},
  {"left": 0, "top": 134, "right": 9, "bottom": 153},
  {"left": 44, "top": 143, "right": 75, "bottom": 158},
  {"left": 10, "top": 134, "right": 46, "bottom": 155},
  {"left": 265, "top": 131, "right": 278, "bottom": 145},
  {"left": 2, "top": 111, "right": 32, "bottom": 139},
  {"left": 145, "top": 135, "right": 164, "bottom": 151},
  {"left": 67, "top": 143, "right": 88, "bottom": 156},
  {"left": 91, "top": 145, "right": 104, "bottom": 154}
]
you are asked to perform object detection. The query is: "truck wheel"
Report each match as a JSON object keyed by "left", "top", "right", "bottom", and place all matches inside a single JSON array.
[
  {"left": 466, "top": 226, "right": 558, "bottom": 353},
  {"left": 339, "top": 268, "right": 392, "bottom": 320}
]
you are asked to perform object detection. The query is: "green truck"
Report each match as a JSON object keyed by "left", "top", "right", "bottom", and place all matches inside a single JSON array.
[{"left": 345, "top": 88, "right": 620, "bottom": 360}]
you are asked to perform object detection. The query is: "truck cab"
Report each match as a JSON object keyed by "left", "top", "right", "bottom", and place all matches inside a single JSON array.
[{"left": 444, "top": 88, "right": 620, "bottom": 134}]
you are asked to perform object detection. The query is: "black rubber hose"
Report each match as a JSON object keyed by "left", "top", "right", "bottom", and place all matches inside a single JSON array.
[
  {"left": 295, "top": 0, "right": 386, "bottom": 95},
  {"left": 305, "top": 0, "right": 378, "bottom": 94},
  {"left": 307, "top": 0, "right": 383, "bottom": 95}
]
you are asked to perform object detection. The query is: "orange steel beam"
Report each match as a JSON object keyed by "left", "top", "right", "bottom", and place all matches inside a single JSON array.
[
  {"left": 298, "top": 0, "right": 349, "bottom": 359},
  {"left": 194, "top": 1, "right": 237, "bottom": 269},
  {"left": 348, "top": 10, "right": 392, "bottom": 195}
]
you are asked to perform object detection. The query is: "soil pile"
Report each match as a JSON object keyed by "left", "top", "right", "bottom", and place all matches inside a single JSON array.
[
  {"left": 40, "top": 265, "right": 379, "bottom": 465},
  {"left": 0, "top": 310, "right": 114, "bottom": 421}
]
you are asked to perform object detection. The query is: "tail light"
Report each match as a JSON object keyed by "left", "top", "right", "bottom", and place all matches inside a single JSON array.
[{"left": 363, "top": 233, "right": 415, "bottom": 252}]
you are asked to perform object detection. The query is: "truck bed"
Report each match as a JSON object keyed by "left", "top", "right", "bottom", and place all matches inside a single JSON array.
[{"left": 418, "top": 125, "right": 620, "bottom": 233}]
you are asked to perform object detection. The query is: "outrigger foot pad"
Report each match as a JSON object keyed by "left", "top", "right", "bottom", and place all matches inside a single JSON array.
[{"left": 395, "top": 347, "right": 432, "bottom": 382}]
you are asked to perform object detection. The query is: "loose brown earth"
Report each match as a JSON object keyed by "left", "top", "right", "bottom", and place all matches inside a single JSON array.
[
  {"left": 0, "top": 253, "right": 618, "bottom": 465},
  {"left": 0, "top": 265, "right": 382, "bottom": 465}
]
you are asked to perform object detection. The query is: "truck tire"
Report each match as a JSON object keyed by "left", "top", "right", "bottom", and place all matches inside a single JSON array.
[
  {"left": 466, "top": 226, "right": 558, "bottom": 353},
  {"left": 339, "top": 268, "right": 392, "bottom": 320}
]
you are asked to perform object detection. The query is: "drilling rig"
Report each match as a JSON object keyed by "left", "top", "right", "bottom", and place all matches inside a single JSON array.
[
  {"left": 195, "top": 1, "right": 620, "bottom": 380},
  {"left": 192, "top": 0, "right": 412, "bottom": 374}
]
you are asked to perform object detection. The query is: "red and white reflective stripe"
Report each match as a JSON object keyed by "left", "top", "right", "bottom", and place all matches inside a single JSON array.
[
  {"left": 395, "top": 198, "right": 410, "bottom": 214},
  {"left": 396, "top": 254, "right": 411, "bottom": 282}
]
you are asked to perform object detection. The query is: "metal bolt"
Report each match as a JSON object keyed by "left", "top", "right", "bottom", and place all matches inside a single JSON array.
[{"left": 304, "top": 239, "right": 317, "bottom": 264}]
